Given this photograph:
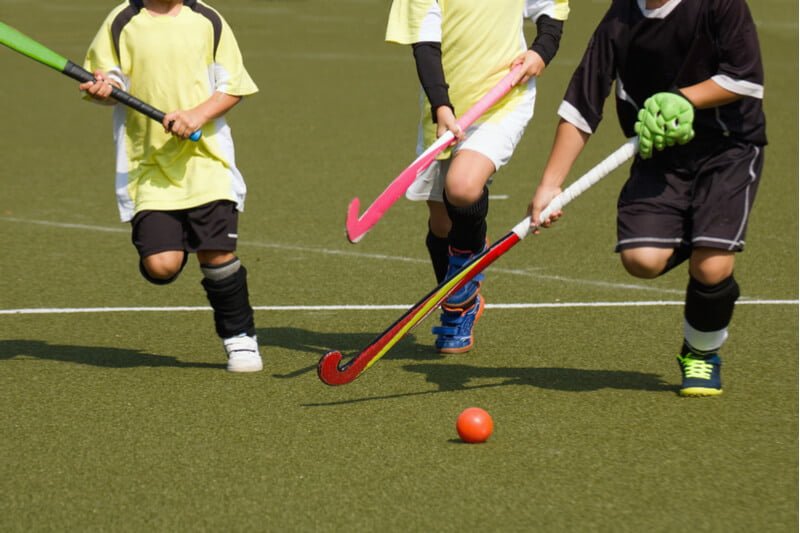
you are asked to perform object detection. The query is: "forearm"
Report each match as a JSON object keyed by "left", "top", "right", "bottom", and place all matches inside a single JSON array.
[
  {"left": 412, "top": 42, "right": 452, "bottom": 122},
  {"left": 191, "top": 91, "right": 242, "bottom": 123},
  {"left": 540, "top": 119, "right": 590, "bottom": 187},
  {"left": 678, "top": 79, "right": 741, "bottom": 110},
  {"left": 162, "top": 91, "right": 242, "bottom": 139},
  {"left": 529, "top": 15, "right": 564, "bottom": 66}
]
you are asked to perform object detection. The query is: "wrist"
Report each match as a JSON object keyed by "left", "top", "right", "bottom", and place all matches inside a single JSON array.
[
  {"left": 433, "top": 104, "right": 455, "bottom": 124},
  {"left": 669, "top": 88, "right": 695, "bottom": 109}
]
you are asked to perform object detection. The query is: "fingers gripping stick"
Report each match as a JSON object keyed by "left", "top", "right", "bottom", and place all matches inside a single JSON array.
[
  {"left": 319, "top": 138, "right": 638, "bottom": 385},
  {"left": 537, "top": 138, "right": 639, "bottom": 225}
]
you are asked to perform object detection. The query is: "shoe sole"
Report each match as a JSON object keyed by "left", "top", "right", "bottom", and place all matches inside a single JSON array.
[
  {"left": 438, "top": 296, "right": 486, "bottom": 355},
  {"left": 227, "top": 359, "right": 264, "bottom": 373},
  {"left": 680, "top": 387, "right": 723, "bottom": 397}
]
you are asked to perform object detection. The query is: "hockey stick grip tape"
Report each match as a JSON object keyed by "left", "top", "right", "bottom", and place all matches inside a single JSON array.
[
  {"left": 537, "top": 138, "right": 638, "bottom": 225},
  {"left": 64, "top": 61, "right": 202, "bottom": 142}
]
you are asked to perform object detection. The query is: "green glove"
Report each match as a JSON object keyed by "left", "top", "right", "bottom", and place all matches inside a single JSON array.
[{"left": 634, "top": 92, "right": 695, "bottom": 159}]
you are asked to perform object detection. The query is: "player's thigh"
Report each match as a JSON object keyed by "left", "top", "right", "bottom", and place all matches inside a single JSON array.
[
  {"left": 131, "top": 210, "right": 187, "bottom": 277},
  {"left": 690, "top": 142, "right": 763, "bottom": 252},
  {"left": 616, "top": 158, "right": 691, "bottom": 252},
  {"left": 445, "top": 150, "right": 495, "bottom": 204},
  {"left": 186, "top": 200, "right": 239, "bottom": 255}
]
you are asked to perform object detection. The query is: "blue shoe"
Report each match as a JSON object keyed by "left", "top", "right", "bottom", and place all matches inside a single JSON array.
[
  {"left": 444, "top": 246, "right": 485, "bottom": 307},
  {"left": 676, "top": 353, "right": 722, "bottom": 397},
  {"left": 433, "top": 294, "right": 485, "bottom": 354}
]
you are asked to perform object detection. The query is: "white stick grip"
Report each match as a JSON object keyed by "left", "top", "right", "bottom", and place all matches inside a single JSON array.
[{"left": 538, "top": 138, "right": 638, "bottom": 225}]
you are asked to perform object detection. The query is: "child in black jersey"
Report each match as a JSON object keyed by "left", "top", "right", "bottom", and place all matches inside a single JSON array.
[{"left": 528, "top": 0, "right": 766, "bottom": 396}]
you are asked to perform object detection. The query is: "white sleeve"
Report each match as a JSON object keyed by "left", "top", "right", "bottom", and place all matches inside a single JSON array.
[
  {"left": 524, "top": 0, "right": 570, "bottom": 22},
  {"left": 386, "top": 0, "right": 441, "bottom": 44},
  {"left": 417, "top": 1, "right": 442, "bottom": 42}
]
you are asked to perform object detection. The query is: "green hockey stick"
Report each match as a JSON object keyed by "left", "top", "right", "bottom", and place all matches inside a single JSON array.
[{"left": 0, "top": 20, "right": 201, "bottom": 141}]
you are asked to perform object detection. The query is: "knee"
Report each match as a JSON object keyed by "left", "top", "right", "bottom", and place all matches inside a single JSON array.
[
  {"left": 140, "top": 252, "right": 186, "bottom": 285},
  {"left": 689, "top": 263, "right": 734, "bottom": 286},
  {"left": 689, "top": 249, "right": 735, "bottom": 285},
  {"left": 620, "top": 248, "right": 673, "bottom": 279},
  {"left": 444, "top": 182, "right": 484, "bottom": 207}
]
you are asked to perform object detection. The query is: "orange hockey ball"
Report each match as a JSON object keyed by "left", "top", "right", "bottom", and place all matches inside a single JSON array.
[{"left": 456, "top": 407, "right": 493, "bottom": 443}]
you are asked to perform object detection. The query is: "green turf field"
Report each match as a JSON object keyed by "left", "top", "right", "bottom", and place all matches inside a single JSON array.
[{"left": 1, "top": 1, "right": 797, "bottom": 530}]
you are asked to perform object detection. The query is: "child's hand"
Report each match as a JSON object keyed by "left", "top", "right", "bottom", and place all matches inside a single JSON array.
[
  {"left": 435, "top": 105, "right": 464, "bottom": 142},
  {"left": 163, "top": 109, "right": 203, "bottom": 139},
  {"left": 510, "top": 50, "right": 546, "bottom": 86},
  {"left": 528, "top": 183, "right": 562, "bottom": 234},
  {"left": 634, "top": 92, "right": 695, "bottom": 159},
  {"left": 79, "top": 70, "right": 116, "bottom": 101}
]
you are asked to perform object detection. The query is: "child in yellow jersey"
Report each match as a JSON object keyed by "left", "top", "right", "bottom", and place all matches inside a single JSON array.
[
  {"left": 386, "top": 0, "right": 569, "bottom": 353},
  {"left": 80, "top": 0, "right": 262, "bottom": 372}
]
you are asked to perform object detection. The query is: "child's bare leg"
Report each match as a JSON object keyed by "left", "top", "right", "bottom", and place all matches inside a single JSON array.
[
  {"left": 444, "top": 150, "right": 495, "bottom": 207},
  {"left": 622, "top": 246, "right": 737, "bottom": 396},
  {"left": 431, "top": 150, "right": 494, "bottom": 354},
  {"left": 141, "top": 250, "right": 186, "bottom": 282},
  {"left": 689, "top": 248, "right": 735, "bottom": 285},
  {"left": 619, "top": 247, "right": 676, "bottom": 279}
]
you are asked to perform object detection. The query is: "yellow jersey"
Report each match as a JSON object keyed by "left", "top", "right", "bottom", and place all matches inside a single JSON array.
[
  {"left": 386, "top": 0, "right": 569, "bottom": 149},
  {"left": 84, "top": 0, "right": 258, "bottom": 221}
]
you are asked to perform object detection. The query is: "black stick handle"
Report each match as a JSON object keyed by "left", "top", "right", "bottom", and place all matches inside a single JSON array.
[{"left": 64, "top": 61, "right": 201, "bottom": 141}]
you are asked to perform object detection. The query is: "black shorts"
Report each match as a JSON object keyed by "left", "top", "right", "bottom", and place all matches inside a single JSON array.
[
  {"left": 616, "top": 139, "right": 764, "bottom": 253},
  {"left": 131, "top": 200, "right": 239, "bottom": 258}
]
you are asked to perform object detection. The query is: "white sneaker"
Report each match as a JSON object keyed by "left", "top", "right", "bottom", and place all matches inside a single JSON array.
[{"left": 223, "top": 334, "right": 263, "bottom": 373}]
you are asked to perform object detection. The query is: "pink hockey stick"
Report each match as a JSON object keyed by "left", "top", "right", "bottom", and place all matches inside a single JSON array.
[{"left": 345, "top": 65, "right": 523, "bottom": 244}]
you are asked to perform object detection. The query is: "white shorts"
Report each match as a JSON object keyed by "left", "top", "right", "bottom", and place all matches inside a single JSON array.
[{"left": 406, "top": 80, "right": 536, "bottom": 202}]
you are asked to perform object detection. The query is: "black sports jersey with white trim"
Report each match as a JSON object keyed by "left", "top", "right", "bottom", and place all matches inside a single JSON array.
[{"left": 561, "top": 0, "right": 766, "bottom": 144}]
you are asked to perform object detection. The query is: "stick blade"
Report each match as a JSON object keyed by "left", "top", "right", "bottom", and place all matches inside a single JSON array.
[
  {"left": 318, "top": 351, "right": 351, "bottom": 386},
  {"left": 345, "top": 198, "right": 367, "bottom": 244}
]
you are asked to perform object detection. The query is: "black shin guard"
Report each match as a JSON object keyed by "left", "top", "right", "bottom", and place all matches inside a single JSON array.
[
  {"left": 443, "top": 186, "right": 489, "bottom": 252},
  {"left": 201, "top": 259, "right": 255, "bottom": 338},
  {"left": 685, "top": 275, "right": 740, "bottom": 333},
  {"left": 426, "top": 225, "right": 450, "bottom": 283}
]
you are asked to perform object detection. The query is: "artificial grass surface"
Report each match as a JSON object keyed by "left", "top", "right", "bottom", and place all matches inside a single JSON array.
[
  {"left": 0, "top": 0, "right": 797, "bottom": 530},
  {"left": 1, "top": 305, "right": 796, "bottom": 531}
]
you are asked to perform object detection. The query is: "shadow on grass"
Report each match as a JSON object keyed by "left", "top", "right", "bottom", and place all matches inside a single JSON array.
[
  {"left": 260, "top": 326, "right": 442, "bottom": 379},
  {"left": 304, "top": 362, "right": 674, "bottom": 406},
  {"left": 0, "top": 339, "right": 225, "bottom": 369},
  {"left": 406, "top": 362, "right": 674, "bottom": 393}
]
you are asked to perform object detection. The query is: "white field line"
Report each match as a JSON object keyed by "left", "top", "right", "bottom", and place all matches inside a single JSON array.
[
  {"left": 0, "top": 300, "right": 796, "bottom": 316},
  {"left": 0, "top": 216, "right": 685, "bottom": 295}
]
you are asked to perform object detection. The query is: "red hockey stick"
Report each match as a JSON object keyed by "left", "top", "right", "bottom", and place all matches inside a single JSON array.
[{"left": 319, "top": 138, "right": 638, "bottom": 385}]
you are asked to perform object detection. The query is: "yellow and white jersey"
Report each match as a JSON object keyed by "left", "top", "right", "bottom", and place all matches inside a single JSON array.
[
  {"left": 84, "top": 0, "right": 258, "bottom": 222},
  {"left": 386, "top": 0, "right": 569, "bottom": 149}
]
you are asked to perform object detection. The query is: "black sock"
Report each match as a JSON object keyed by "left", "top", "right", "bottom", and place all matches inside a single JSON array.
[
  {"left": 443, "top": 186, "right": 489, "bottom": 252},
  {"left": 426, "top": 225, "right": 449, "bottom": 283},
  {"left": 201, "top": 261, "right": 255, "bottom": 338}
]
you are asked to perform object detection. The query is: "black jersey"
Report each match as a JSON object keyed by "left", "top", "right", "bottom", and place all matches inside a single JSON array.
[{"left": 559, "top": 0, "right": 766, "bottom": 145}]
